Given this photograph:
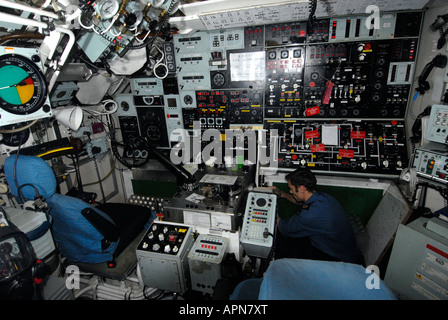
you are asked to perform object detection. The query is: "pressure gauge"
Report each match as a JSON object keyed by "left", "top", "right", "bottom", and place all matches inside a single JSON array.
[
  {"left": 281, "top": 50, "right": 289, "bottom": 59},
  {"left": 98, "top": 0, "right": 120, "bottom": 20},
  {"left": 0, "top": 54, "right": 48, "bottom": 115},
  {"left": 212, "top": 72, "right": 226, "bottom": 88},
  {"left": 0, "top": 123, "right": 30, "bottom": 146}
]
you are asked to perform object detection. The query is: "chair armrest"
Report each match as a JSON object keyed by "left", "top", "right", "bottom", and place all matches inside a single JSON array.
[{"left": 81, "top": 207, "right": 120, "bottom": 242}]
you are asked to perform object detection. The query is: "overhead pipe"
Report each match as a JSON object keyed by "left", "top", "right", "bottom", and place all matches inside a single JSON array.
[
  {"left": 0, "top": 9, "right": 75, "bottom": 92},
  {"left": 0, "top": 11, "right": 48, "bottom": 29},
  {"left": 0, "top": 0, "right": 59, "bottom": 20}
]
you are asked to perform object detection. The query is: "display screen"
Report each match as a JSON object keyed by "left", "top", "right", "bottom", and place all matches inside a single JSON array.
[{"left": 229, "top": 51, "right": 265, "bottom": 82}]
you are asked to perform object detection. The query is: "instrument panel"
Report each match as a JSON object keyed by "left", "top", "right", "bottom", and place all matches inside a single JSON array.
[{"left": 115, "top": 11, "right": 423, "bottom": 177}]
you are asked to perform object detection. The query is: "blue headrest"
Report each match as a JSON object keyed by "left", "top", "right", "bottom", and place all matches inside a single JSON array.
[{"left": 4, "top": 155, "right": 57, "bottom": 201}]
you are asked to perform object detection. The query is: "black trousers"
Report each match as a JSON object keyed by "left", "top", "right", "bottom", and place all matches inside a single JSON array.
[{"left": 274, "top": 232, "right": 340, "bottom": 262}]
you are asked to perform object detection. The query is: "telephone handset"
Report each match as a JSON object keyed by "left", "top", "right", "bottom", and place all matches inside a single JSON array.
[{"left": 416, "top": 54, "right": 447, "bottom": 94}]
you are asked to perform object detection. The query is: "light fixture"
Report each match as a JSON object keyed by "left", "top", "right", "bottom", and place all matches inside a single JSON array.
[{"left": 53, "top": 106, "right": 83, "bottom": 131}]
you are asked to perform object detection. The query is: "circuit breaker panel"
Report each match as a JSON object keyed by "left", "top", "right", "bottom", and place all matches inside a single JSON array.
[{"left": 115, "top": 10, "right": 422, "bottom": 177}]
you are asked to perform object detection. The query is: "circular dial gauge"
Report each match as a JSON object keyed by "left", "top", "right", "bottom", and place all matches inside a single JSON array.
[
  {"left": 0, "top": 123, "right": 30, "bottom": 147},
  {"left": 212, "top": 72, "right": 226, "bottom": 88},
  {"left": 0, "top": 54, "right": 48, "bottom": 115},
  {"left": 183, "top": 94, "right": 193, "bottom": 105},
  {"left": 98, "top": 0, "right": 120, "bottom": 19}
]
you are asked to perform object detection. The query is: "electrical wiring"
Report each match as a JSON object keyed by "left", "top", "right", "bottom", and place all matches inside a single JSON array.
[
  {"left": 134, "top": 29, "right": 152, "bottom": 43},
  {"left": 153, "top": 45, "right": 168, "bottom": 79},
  {"left": 65, "top": 7, "right": 82, "bottom": 22},
  {"left": 108, "top": 27, "right": 122, "bottom": 38},
  {"left": 78, "top": 12, "right": 96, "bottom": 30},
  {"left": 82, "top": 99, "right": 118, "bottom": 116},
  {"left": 99, "top": 17, "right": 118, "bottom": 35},
  {"left": 0, "top": 120, "right": 38, "bottom": 134},
  {"left": 37, "top": 147, "right": 75, "bottom": 158},
  {"left": 307, "top": 0, "right": 317, "bottom": 35}
]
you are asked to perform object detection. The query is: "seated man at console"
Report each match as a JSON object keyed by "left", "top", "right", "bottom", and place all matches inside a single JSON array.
[{"left": 271, "top": 168, "right": 361, "bottom": 264}]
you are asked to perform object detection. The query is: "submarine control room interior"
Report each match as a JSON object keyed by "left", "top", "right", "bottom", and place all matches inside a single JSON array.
[{"left": 2, "top": 0, "right": 448, "bottom": 302}]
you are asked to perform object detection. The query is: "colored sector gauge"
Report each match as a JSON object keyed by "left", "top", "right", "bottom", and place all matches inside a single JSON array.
[{"left": 0, "top": 54, "right": 48, "bottom": 115}]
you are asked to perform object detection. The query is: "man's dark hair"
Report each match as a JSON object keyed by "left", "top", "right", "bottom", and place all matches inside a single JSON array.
[{"left": 285, "top": 168, "right": 317, "bottom": 192}]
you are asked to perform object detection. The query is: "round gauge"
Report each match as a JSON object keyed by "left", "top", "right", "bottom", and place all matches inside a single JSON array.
[
  {"left": 147, "top": 125, "right": 161, "bottom": 141},
  {"left": 0, "top": 54, "right": 48, "bottom": 115},
  {"left": 98, "top": 0, "right": 120, "bottom": 20},
  {"left": 281, "top": 50, "right": 289, "bottom": 59},
  {"left": 212, "top": 72, "right": 226, "bottom": 88},
  {"left": 120, "top": 101, "right": 129, "bottom": 112},
  {"left": 183, "top": 95, "right": 193, "bottom": 105},
  {"left": 268, "top": 51, "right": 276, "bottom": 59},
  {"left": 256, "top": 197, "right": 266, "bottom": 207},
  {"left": 310, "top": 72, "right": 319, "bottom": 81},
  {"left": 0, "top": 123, "right": 30, "bottom": 147}
]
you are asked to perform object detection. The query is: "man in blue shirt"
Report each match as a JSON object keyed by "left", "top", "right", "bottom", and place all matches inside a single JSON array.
[{"left": 272, "top": 168, "right": 361, "bottom": 264}]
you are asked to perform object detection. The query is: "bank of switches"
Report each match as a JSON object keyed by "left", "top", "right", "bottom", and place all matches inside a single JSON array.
[
  {"left": 264, "top": 119, "right": 408, "bottom": 176},
  {"left": 136, "top": 222, "right": 228, "bottom": 294},
  {"left": 115, "top": 11, "right": 422, "bottom": 178}
]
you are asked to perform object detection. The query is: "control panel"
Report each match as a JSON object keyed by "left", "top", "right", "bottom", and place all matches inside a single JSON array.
[
  {"left": 426, "top": 105, "right": 448, "bottom": 145},
  {"left": 265, "top": 45, "right": 305, "bottom": 119},
  {"left": 113, "top": 10, "right": 423, "bottom": 177},
  {"left": 195, "top": 89, "right": 264, "bottom": 129},
  {"left": 137, "top": 222, "right": 190, "bottom": 255},
  {"left": 136, "top": 222, "right": 194, "bottom": 293},
  {"left": 412, "top": 142, "right": 448, "bottom": 185},
  {"left": 188, "top": 234, "right": 228, "bottom": 294},
  {"left": 128, "top": 195, "right": 167, "bottom": 218},
  {"left": 264, "top": 119, "right": 407, "bottom": 176},
  {"left": 240, "top": 192, "right": 277, "bottom": 258},
  {"left": 188, "top": 234, "right": 228, "bottom": 262}
]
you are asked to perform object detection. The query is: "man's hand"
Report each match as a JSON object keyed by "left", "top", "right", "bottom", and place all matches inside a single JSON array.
[{"left": 267, "top": 186, "right": 282, "bottom": 197}]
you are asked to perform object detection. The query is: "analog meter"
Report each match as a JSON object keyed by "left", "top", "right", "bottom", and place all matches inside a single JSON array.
[
  {"left": 0, "top": 54, "right": 48, "bottom": 115},
  {"left": 97, "top": 0, "right": 120, "bottom": 20}
]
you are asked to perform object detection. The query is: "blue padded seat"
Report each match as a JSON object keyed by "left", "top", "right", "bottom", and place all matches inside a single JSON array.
[
  {"left": 4, "top": 155, "right": 153, "bottom": 265},
  {"left": 232, "top": 259, "right": 397, "bottom": 300}
]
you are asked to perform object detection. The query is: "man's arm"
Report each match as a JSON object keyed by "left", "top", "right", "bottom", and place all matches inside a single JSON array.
[{"left": 269, "top": 186, "right": 297, "bottom": 204}]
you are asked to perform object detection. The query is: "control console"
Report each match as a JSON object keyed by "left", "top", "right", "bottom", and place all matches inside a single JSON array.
[
  {"left": 136, "top": 222, "right": 194, "bottom": 293},
  {"left": 240, "top": 192, "right": 277, "bottom": 258}
]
